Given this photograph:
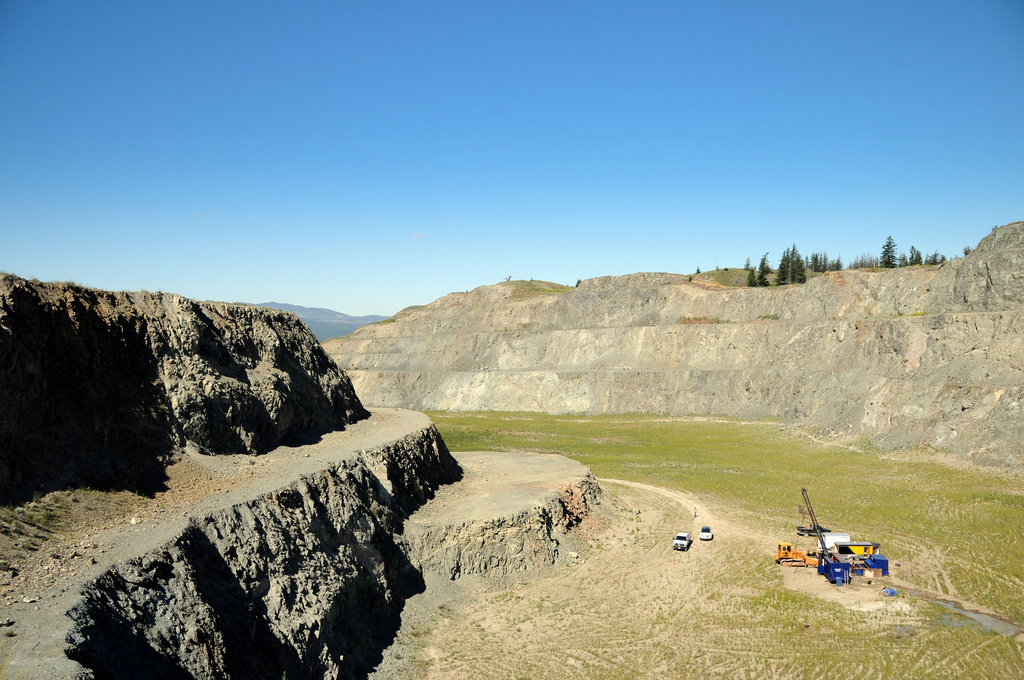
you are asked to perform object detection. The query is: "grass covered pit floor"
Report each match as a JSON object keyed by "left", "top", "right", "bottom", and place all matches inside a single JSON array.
[{"left": 412, "top": 411, "right": 1024, "bottom": 679}]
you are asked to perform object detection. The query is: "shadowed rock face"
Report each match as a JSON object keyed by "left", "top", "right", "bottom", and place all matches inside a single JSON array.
[
  {"left": 65, "top": 425, "right": 462, "bottom": 680},
  {"left": 59, "top": 426, "right": 603, "bottom": 680},
  {"left": 326, "top": 221, "right": 1024, "bottom": 465},
  {"left": 0, "top": 276, "right": 368, "bottom": 501}
]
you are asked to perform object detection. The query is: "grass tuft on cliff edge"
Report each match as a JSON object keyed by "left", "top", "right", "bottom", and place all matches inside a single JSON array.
[{"left": 499, "top": 280, "right": 573, "bottom": 299}]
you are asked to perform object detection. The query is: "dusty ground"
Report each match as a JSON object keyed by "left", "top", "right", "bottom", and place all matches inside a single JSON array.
[
  {"left": 3, "top": 425, "right": 1020, "bottom": 677},
  {"left": 408, "top": 451, "right": 594, "bottom": 525},
  {"left": 376, "top": 474, "right": 1022, "bottom": 679},
  {"left": 371, "top": 451, "right": 600, "bottom": 680}
]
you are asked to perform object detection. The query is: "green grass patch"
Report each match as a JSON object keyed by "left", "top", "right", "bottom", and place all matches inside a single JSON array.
[
  {"left": 499, "top": 280, "right": 573, "bottom": 299},
  {"left": 427, "top": 411, "right": 1024, "bottom": 626},
  {"left": 697, "top": 268, "right": 751, "bottom": 287}
]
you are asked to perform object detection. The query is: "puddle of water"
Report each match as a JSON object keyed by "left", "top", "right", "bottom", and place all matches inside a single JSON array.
[
  {"left": 939, "top": 613, "right": 985, "bottom": 631},
  {"left": 913, "top": 593, "right": 1023, "bottom": 637}
]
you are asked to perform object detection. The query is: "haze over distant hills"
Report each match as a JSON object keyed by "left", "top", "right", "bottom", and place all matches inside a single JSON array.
[{"left": 255, "top": 302, "right": 387, "bottom": 341}]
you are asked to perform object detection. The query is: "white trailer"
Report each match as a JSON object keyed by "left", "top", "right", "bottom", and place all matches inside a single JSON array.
[{"left": 815, "top": 532, "right": 851, "bottom": 553}]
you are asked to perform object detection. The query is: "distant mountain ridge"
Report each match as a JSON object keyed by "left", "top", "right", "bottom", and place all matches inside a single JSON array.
[{"left": 255, "top": 302, "right": 387, "bottom": 341}]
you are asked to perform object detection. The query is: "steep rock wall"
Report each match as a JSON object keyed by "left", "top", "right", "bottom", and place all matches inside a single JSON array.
[
  {"left": 403, "top": 471, "right": 601, "bottom": 580},
  {"left": 0, "top": 276, "right": 367, "bottom": 501},
  {"left": 65, "top": 425, "right": 457, "bottom": 680},
  {"left": 326, "top": 222, "right": 1024, "bottom": 465},
  {"left": 58, "top": 429, "right": 598, "bottom": 680}
]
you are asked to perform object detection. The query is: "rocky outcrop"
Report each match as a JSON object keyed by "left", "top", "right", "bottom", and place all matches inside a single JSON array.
[
  {"left": 0, "top": 276, "right": 367, "bottom": 501},
  {"left": 51, "top": 425, "right": 598, "bottom": 680},
  {"left": 402, "top": 453, "right": 601, "bottom": 580},
  {"left": 65, "top": 424, "right": 458, "bottom": 680},
  {"left": 325, "top": 222, "right": 1024, "bottom": 465}
]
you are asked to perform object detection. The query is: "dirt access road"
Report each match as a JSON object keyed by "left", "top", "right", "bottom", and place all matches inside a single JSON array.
[{"left": 381, "top": 469, "right": 1022, "bottom": 680}]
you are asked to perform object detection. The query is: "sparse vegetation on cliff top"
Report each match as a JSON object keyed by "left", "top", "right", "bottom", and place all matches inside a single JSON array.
[{"left": 499, "top": 280, "right": 573, "bottom": 299}]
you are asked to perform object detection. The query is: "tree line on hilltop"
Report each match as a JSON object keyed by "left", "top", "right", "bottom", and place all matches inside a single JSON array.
[{"left": 737, "top": 236, "right": 961, "bottom": 287}]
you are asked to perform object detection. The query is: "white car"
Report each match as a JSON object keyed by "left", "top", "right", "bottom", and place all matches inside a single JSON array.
[
  {"left": 672, "top": 532, "right": 693, "bottom": 551},
  {"left": 699, "top": 526, "right": 714, "bottom": 541}
]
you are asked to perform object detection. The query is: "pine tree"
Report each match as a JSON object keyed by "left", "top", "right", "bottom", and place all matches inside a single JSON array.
[
  {"left": 744, "top": 257, "right": 752, "bottom": 271},
  {"left": 909, "top": 246, "right": 922, "bottom": 266},
  {"left": 747, "top": 268, "right": 757, "bottom": 287},
  {"left": 775, "top": 247, "right": 791, "bottom": 285},
  {"left": 880, "top": 236, "right": 898, "bottom": 268},
  {"left": 757, "top": 253, "right": 771, "bottom": 286},
  {"left": 790, "top": 244, "right": 807, "bottom": 283}
]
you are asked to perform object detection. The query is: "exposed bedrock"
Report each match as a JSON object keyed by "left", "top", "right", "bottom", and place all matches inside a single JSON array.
[
  {"left": 65, "top": 424, "right": 458, "bottom": 680},
  {"left": 325, "top": 221, "right": 1024, "bottom": 465},
  {"left": 401, "top": 451, "right": 601, "bottom": 580},
  {"left": 58, "top": 427, "right": 597, "bottom": 680},
  {"left": 0, "top": 275, "right": 367, "bottom": 501}
]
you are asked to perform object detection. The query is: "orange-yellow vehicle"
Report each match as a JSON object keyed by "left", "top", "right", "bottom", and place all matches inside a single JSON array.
[{"left": 776, "top": 542, "right": 817, "bottom": 567}]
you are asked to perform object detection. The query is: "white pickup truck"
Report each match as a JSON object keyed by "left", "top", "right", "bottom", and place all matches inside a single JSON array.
[{"left": 673, "top": 532, "right": 693, "bottom": 551}]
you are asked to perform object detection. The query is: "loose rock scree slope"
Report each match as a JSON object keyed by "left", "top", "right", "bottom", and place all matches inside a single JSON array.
[{"left": 326, "top": 221, "right": 1024, "bottom": 465}]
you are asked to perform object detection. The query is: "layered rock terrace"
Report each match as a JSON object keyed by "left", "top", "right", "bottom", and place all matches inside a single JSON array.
[
  {"left": 11, "top": 410, "right": 599, "bottom": 679},
  {"left": 326, "top": 221, "right": 1024, "bottom": 465},
  {"left": 0, "top": 277, "right": 600, "bottom": 679}
]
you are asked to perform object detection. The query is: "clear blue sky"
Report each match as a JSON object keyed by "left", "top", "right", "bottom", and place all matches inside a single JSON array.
[{"left": 1, "top": 2, "right": 1021, "bottom": 315}]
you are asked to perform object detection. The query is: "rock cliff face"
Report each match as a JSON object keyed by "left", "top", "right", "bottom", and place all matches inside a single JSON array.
[
  {"left": 52, "top": 424, "right": 598, "bottom": 680},
  {"left": 0, "top": 276, "right": 367, "bottom": 501},
  {"left": 325, "top": 222, "right": 1024, "bottom": 465},
  {"left": 65, "top": 426, "right": 459, "bottom": 680},
  {"left": 403, "top": 464, "right": 601, "bottom": 580},
  {"left": 1, "top": 277, "right": 602, "bottom": 679}
]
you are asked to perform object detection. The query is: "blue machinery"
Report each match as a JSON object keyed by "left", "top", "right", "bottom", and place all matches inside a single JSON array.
[{"left": 801, "top": 488, "right": 889, "bottom": 586}]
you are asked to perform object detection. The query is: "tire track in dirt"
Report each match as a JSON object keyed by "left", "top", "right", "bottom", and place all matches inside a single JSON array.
[
  {"left": 601, "top": 478, "right": 775, "bottom": 551},
  {"left": 403, "top": 473, "right": 1024, "bottom": 679},
  {"left": 603, "top": 477, "right": 1024, "bottom": 645}
]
